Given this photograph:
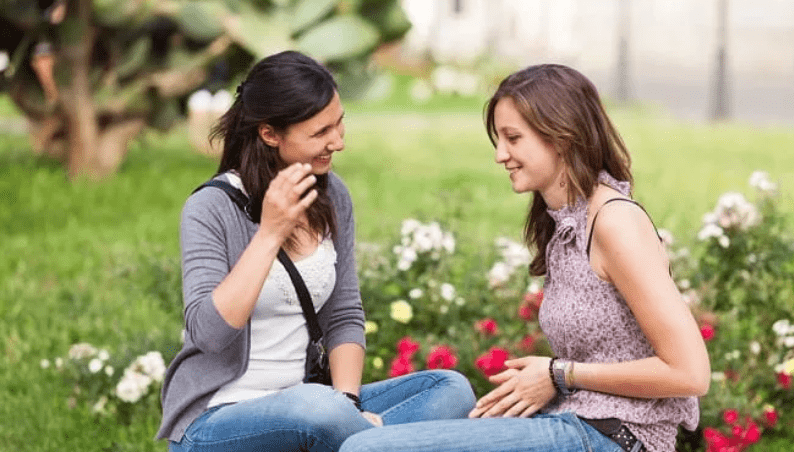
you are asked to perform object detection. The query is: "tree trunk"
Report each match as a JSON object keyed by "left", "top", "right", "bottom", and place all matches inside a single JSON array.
[{"left": 60, "top": 0, "right": 101, "bottom": 179}]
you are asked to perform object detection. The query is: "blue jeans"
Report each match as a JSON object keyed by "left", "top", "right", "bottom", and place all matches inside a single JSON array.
[
  {"left": 169, "top": 370, "right": 475, "bottom": 452},
  {"left": 339, "top": 412, "right": 623, "bottom": 452}
]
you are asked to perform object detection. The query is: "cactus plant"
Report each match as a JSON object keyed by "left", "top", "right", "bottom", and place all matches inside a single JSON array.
[{"left": 0, "top": 0, "right": 410, "bottom": 179}]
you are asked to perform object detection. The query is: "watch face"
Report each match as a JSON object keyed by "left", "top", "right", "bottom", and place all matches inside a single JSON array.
[{"left": 553, "top": 361, "right": 566, "bottom": 370}]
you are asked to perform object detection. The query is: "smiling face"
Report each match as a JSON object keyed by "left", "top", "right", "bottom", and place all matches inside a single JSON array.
[
  {"left": 493, "top": 96, "right": 566, "bottom": 198},
  {"left": 260, "top": 91, "right": 345, "bottom": 174}
]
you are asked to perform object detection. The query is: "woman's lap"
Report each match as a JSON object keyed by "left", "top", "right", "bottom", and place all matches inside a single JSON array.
[
  {"left": 339, "top": 412, "right": 623, "bottom": 452},
  {"left": 170, "top": 370, "right": 476, "bottom": 452}
]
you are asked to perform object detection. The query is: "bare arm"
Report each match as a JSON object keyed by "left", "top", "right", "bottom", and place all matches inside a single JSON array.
[{"left": 577, "top": 201, "right": 710, "bottom": 398}]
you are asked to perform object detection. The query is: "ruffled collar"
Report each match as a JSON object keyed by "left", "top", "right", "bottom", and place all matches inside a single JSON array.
[{"left": 547, "top": 171, "right": 631, "bottom": 225}]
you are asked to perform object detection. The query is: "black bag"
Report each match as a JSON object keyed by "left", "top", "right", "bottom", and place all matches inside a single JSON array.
[{"left": 193, "top": 178, "right": 333, "bottom": 386}]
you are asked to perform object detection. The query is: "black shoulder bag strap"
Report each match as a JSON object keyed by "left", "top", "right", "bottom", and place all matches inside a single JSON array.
[{"left": 192, "top": 177, "right": 324, "bottom": 344}]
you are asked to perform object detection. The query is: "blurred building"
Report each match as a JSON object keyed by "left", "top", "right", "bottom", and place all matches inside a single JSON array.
[{"left": 400, "top": 0, "right": 794, "bottom": 124}]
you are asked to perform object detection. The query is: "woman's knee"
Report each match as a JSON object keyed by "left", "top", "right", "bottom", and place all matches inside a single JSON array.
[{"left": 429, "top": 370, "right": 477, "bottom": 413}]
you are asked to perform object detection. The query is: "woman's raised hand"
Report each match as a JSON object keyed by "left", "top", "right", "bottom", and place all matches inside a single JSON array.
[
  {"left": 468, "top": 356, "right": 556, "bottom": 419},
  {"left": 259, "top": 162, "right": 318, "bottom": 241}
]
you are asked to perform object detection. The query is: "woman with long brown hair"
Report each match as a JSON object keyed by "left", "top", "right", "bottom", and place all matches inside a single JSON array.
[{"left": 340, "top": 64, "right": 710, "bottom": 452}]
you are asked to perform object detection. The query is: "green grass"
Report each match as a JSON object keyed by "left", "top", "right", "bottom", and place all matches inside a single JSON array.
[{"left": 1, "top": 96, "right": 793, "bottom": 451}]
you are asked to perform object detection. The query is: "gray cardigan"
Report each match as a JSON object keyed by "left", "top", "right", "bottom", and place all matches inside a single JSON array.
[{"left": 156, "top": 172, "right": 366, "bottom": 442}]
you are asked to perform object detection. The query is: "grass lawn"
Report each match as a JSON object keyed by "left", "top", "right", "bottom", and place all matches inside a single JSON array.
[{"left": 1, "top": 92, "right": 793, "bottom": 451}]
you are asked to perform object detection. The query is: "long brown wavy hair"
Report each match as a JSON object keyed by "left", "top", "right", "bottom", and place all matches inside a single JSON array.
[
  {"left": 484, "top": 64, "right": 632, "bottom": 276},
  {"left": 210, "top": 51, "right": 337, "bottom": 249}
]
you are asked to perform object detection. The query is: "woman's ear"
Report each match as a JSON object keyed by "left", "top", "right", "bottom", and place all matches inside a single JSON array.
[{"left": 258, "top": 124, "right": 280, "bottom": 148}]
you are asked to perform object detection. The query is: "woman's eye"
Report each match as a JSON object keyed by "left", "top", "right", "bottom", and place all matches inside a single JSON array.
[{"left": 506, "top": 135, "right": 519, "bottom": 143}]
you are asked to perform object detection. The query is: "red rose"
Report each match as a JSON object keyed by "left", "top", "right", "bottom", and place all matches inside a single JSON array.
[
  {"left": 524, "top": 290, "right": 544, "bottom": 310},
  {"left": 396, "top": 336, "right": 420, "bottom": 358},
  {"left": 700, "top": 323, "right": 715, "bottom": 341},
  {"left": 517, "top": 302, "right": 535, "bottom": 321},
  {"left": 518, "top": 334, "right": 536, "bottom": 353},
  {"left": 426, "top": 345, "right": 458, "bottom": 370},
  {"left": 741, "top": 420, "right": 761, "bottom": 444},
  {"left": 730, "top": 424, "right": 743, "bottom": 439},
  {"left": 475, "top": 347, "right": 510, "bottom": 377},
  {"left": 777, "top": 372, "right": 792, "bottom": 389},
  {"left": 723, "top": 409, "right": 739, "bottom": 425},
  {"left": 763, "top": 407, "right": 778, "bottom": 428},
  {"left": 474, "top": 318, "right": 499, "bottom": 336},
  {"left": 388, "top": 354, "right": 415, "bottom": 378},
  {"left": 703, "top": 427, "right": 729, "bottom": 450}
]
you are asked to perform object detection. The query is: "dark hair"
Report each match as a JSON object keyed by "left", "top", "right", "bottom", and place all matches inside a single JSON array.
[
  {"left": 211, "top": 51, "right": 338, "bottom": 248},
  {"left": 484, "top": 64, "right": 632, "bottom": 276}
]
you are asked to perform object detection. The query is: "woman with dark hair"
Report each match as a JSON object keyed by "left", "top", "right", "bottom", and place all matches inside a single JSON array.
[
  {"left": 157, "top": 50, "right": 475, "bottom": 452},
  {"left": 340, "top": 64, "right": 710, "bottom": 452}
]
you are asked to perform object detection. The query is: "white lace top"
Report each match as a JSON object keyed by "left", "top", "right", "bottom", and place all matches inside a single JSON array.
[{"left": 209, "top": 174, "right": 337, "bottom": 406}]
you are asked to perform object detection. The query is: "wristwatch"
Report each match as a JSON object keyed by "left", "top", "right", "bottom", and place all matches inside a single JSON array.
[{"left": 551, "top": 358, "right": 578, "bottom": 395}]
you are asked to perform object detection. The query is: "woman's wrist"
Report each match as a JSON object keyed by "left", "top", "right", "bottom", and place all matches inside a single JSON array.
[{"left": 549, "top": 357, "right": 578, "bottom": 396}]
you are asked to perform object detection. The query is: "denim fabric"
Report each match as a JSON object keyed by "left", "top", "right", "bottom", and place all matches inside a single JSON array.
[
  {"left": 339, "top": 412, "right": 624, "bottom": 452},
  {"left": 169, "top": 370, "right": 475, "bottom": 452}
]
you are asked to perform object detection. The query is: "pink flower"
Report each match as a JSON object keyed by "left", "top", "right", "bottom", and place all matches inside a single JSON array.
[
  {"left": 475, "top": 347, "right": 510, "bottom": 377},
  {"left": 763, "top": 407, "right": 778, "bottom": 428},
  {"left": 396, "top": 336, "right": 420, "bottom": 358},
  {"left": 777, "top": 372, "right": 792, "bottom": 389},
  {"left": 474, "top": 318, "right": 499, "bottom": 336},
  {"left": 700, "top": 323, "right": 715, "bottom": 341},
  {"left": 388, "top": 354, "right": 415, "bottom": 378},
  {"left": 426, "top": 345, "right": 458, "bottom": 370},
  {"left": 723, "top": 409, "right": 739, "bottom": 425}
]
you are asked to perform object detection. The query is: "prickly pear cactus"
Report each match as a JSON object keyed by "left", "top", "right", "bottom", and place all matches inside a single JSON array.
[{"left": 0, "top": 0, "right": 410, "bottom": 179}]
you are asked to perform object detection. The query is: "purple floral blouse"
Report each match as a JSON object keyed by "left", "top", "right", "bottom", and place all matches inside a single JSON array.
[{"left": 538, "top": 171, "right": 699, "bottom": 452}]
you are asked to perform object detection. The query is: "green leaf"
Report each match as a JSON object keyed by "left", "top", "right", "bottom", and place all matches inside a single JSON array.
[
  {"left": 296, "top": 15, "right": 379, "bottom": 63},
  {"left": 175, "top": 1, "right": 228, "bottom": 42},
  {"left": 223, "top": 5, "right": 293, "bottom": 59},
  {"left": 291, "top": 0, "right": 339, "bottom": 36},
  {"left": 359, "top": 0, "right": 411, "bottom": 42}
]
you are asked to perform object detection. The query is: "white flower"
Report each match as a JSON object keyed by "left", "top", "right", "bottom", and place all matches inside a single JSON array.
[
  {"left": 133, "top": 351, "right": 166, "bottom": 382},
  {"left": 105, "top": 366, "right": 114, "bottom": 377},
  {"left": 364, "top": 321, "right": 378, "bottom": 335},
  {"left": 749, "top": 171, "right": 777, "bottom": 193},
  {"left": 441, "top": 233, "right": 456, "bottom": 254},
  {"left": 681, "top": 289, "right": 700, "bottom": 305},
  {"left": 455, "top": 297, "right": 465, "bottom": 306},
  {"left": 372, "top": 357, "right": 384, "bottom": 370},
  {"left": 487, "top": 262, "right": 512, "bottom": 288},
  {"left": 54, "top": 358, "right": 63, "bottom": 369},
  {"left": 400, "top": 219, "right": 421, "bottom": 237},
  {"left": 785, "top": 337, "right": 794, "bottom": 348},
  {"left": 697, "top": 223, "right": 724, "bottom": 241},
  {"left": 68, "top": 343, "right": 98, "bottom": 360},
  {"left": 711, "top": 372, "right": 726, "bottom": 382},
  {"left": 408, "top": 288, "right": 424, "bottom": 299},
  {"left": 714, "top": 192, "right": 760, "bottom": 230},
  {"left": 718, "top": 235, "right": 730, "bottom": 248},
  {"left": 40, "top": 359, "right": 51, "bottom": 369},
  {"left": 97, "top": 349, "right": 110, "bottom": 361},
  {"left": 439, "top": 283, "right": 456, "bottom": 301},
  {"left": 750, "top": 341, "right": 762, "bottom": 355},
  {"left": 677, "top": 279, "right": 691, "bottom": 290},
  {"left": 88, "top": 358, "right": 103, "bottom": 374},
  {"left": 115, "top": 370, "right": 152, "bottom": 403},
  {"left": 772, "top": 319, "right": 790, "bottom": 336}
]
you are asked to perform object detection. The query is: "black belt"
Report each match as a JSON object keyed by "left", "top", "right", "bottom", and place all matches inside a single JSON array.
[{"left": 580, "top": 417, "right": 646, "bottom": 452}]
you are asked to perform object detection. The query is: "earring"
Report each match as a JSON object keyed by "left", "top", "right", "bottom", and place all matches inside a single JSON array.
[{"left": 560, "top": 178, "right": 567, "bottom": 188}]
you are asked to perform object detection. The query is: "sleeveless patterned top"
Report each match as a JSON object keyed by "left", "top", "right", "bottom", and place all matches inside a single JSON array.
[{"left": 538, "top": 171, "right": 699, "bottom": 452}]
